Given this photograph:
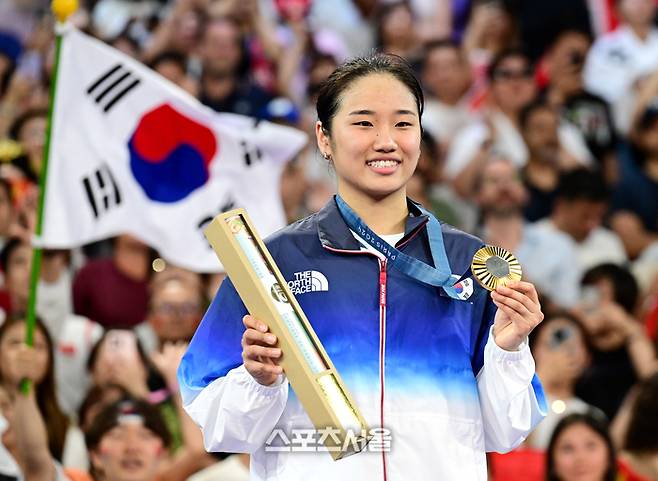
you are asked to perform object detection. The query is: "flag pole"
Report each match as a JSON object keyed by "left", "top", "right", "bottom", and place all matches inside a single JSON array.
[{"left": 22, "top": 0, "right": 78, "bottom": 394}]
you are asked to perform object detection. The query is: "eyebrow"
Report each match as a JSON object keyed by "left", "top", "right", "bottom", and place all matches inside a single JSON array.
[{"left": 348, "top": 109, "right": 417, "bottom": 116}]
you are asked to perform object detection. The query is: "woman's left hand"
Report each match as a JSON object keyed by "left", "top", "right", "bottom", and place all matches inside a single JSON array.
[{"left": 490, "top": 281, "right": 544, "bottom": 351}]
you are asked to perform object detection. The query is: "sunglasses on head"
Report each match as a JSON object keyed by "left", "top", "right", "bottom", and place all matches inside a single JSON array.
[{"left": 493, "top": 67, "right": 534, "bottom": 81}]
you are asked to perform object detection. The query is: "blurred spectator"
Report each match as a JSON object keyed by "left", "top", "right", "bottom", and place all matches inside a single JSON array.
[
  {"left": 374, "top": 1, "right": 422, "bottom": 65},
  {"left": 446, "top": 50, "right": 591, "bottom": 199},
  {"left": 519, "top": 100, "right": 584, "bottom": 222},
  {"left": 420, "top": 39, "right": 476, "bottom": 147},
  {"left": 528, "top": 312, "right": 603, "bottom": 449},
  {"left": 0, "top": 317, "right": 86, "bottom": 468},
  {"left": 576, "top": 264, "right": 658, "bottom": 419},
  {"left": 584, "top": 0, "right": 658, "bottom": 133},
  {"left": 8, "top": 108, "right": 47, "bottom": 184},
  {"left": 136, "top": 269, "right": 204, "bottom": 354},
  {"left": 0, "top": 238, "right": 31, "bottom": 319},
  {"left": 0, "top": 179, "right": 14, "bottom": 252},
  {"left": 475, "top": 155, "right": 581, "bottom": 308},
  {"left": 84, "top": 398, "right": 170, "bottom": 481},
  {"left": 462, "top": 0, "right": 518, "bottom": 92},
  {"left": 0, "top": 384, "right": 71, "bottom": 481},
  {"left": 543, "top": 29, "right": 619, "bottom": 183},
  {"left": 197, "top": 17, "right": 272, "bottom": 118},
  {"left": 617, "top": 373, "right": 658, "bottom": 481},
  {"left": 37, "top": 249, "right": 73, "bottom": 340},
  {"left": 531, "top": 169, "right": 627, "bottom": 271},
  {"left": 148, "top": 51, "right": 198, "bottom": 96},
  {"left": 307, "top": 0, "right": 377, "bottom": 57},
  {"left": 546, "top": 412, "right": 617, "bottom": 481},
  {"left": 611, "top": 101, "right": 658, "bottom": 259},
  {"left": 73, "top": 234, "right": 151, "bottom": 329}
]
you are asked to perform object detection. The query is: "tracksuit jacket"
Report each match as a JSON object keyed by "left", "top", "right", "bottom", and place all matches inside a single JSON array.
[{"left": 178, "top": 197, "right": 547, "bottom": 480}]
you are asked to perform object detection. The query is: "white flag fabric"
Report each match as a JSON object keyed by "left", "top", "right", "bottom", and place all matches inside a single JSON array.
[{"left": 41, "top": 27, "right": 308, "bottom": 272}]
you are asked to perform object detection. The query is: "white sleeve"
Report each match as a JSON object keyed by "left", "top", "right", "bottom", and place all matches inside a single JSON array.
[
  {"left": 183, "top": 364, "right": 289, "bottom": 453},
  {"left": 476, "top": 328, "right": 547, "bottom": 453}
]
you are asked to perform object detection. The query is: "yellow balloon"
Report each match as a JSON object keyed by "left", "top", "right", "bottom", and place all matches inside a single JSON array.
[{"left": 52, "top": 0, "right": 79, "bottom": 22}]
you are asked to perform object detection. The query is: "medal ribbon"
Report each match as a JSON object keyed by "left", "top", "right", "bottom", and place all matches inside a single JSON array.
[{"left": 335, "top": 195, "right": 454, "bottom": 288}]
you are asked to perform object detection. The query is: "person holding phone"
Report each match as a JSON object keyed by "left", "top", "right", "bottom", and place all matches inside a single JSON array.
[{"left": 179, "top": 53, "right": 546, "bottom": 480}]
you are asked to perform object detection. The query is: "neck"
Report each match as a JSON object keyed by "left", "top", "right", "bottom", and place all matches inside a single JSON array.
[
  {"left": 483, "top": 214, "right": 524, "bottom": 252},
  {"left": 546, "top": 381, "right": 574, "bottom": 400},
  {"left": 630, "top": 23, "right": 651, "bottom": 41},
  {"left": 339, "top": 188, "right": 408, "bottom": 235}
]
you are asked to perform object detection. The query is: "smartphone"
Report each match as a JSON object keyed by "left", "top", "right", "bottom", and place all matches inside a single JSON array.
[{"left": 104, "top": 329, "right": 139, "bottom": 364}]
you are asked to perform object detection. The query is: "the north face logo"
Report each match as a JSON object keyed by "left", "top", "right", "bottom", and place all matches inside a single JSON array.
[{"left": 288, "top": 270, "right": 329, "bottom": 295}]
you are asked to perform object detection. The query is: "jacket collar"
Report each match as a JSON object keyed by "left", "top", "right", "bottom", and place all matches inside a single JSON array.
[{"left": 317, "top": 196, "right": 429, "bottom": 251}]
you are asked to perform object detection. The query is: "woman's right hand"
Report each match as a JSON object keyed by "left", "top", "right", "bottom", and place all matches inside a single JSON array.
[{"left": 241, "top": 315, "right": 283, "bottom": 386}]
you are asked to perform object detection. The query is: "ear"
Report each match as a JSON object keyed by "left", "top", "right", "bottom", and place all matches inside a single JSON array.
[{"left": 315, "top": 121, "right": 332, "bottom": 158}]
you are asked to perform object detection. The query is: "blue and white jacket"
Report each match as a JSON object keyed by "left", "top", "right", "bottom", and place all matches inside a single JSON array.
[{"left": 178, "top": 198, "right": 547, "bottom": 481}]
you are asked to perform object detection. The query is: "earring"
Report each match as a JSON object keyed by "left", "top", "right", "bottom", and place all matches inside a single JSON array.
[{"left": 322, "top": 152, "right": 332, "bottom": 160}]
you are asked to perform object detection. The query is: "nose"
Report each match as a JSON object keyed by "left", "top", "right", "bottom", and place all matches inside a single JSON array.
[{"left": 373, "top": 125, "right": 397, "bottom": 153}]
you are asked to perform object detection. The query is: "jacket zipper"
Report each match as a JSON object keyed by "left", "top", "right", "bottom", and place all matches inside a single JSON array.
[{"left": 378, "top": 258, "right": 388, "bottom": 481}]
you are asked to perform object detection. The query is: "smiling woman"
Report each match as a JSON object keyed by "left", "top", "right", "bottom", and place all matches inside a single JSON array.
[{"left": 178, "top": 53, "right": 547, "bottom": 481}]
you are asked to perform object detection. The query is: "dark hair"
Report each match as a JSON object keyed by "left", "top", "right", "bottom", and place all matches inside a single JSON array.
[
  {"left": 0, "top": 237, "right": 27, "bottom": 274},
  {"left": 528, "top": 310, "right": 591, "bottom": 354},
  {"left": 546, "top": 412, "right": 617, "bottom": 481},
  {"left": 487, "top": 48, "right": 531, "bottom": 82},
  {"left": 316, "top": 53, "right": 424, "bottom": 135},
  {"left": 148, "top": 50, "right": 188, "bottom": 73},
  {"left": 581, "top": 263, "right": 639, "bottom": 314},
  {"left": 519, "top": 99, "right": 556, "bottom": 131},
  {"left": 421, "top": 38, "right": 464, "bottom": 70},
  {"left": 624, "top": 373, "right": 658, "bottom": 452},
  {"left": 555, "top": 168, "right": 609, "bottom": 203},
  {"left": 8, "top": 108, "right": 48, "bottom": 142},
  {"left": 85, "top": 397, "right": 171, "bottom": 451},
  {"left": 0, "top": 317, "right": 70, "bottom": 461},
  {"left": 78, "top": 383, "right": 130, "bottom": 431}
]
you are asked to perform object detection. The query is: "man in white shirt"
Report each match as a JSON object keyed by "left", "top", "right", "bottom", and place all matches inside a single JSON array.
[
  {"left": 533, "top": 168, "right": 627, "bottom": 273},
  {"left": 583, "top": 0, "right": 658, "bottom": 132}
]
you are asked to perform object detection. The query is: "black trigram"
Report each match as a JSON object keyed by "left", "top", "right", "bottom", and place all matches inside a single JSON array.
[
  {"left": 82, "top": 163, "right": 122, "bottom": 219},
  {"left": 240, "top": 140, "right": 262, "bottom": 167},
  {"left": 86, "top": 63, "right": 141, "bottom": 113}
]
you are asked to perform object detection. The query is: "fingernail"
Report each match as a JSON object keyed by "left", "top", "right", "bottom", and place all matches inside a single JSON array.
[
  {"left": 266, "top": 334, "right": 276, "bottom": 344},
  {"left": 258, "top": 323, "right": 267, "bottom": 332}
]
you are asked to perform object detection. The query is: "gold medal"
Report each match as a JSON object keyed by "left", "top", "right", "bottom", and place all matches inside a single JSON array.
[{"left": 471, "top": 245, "right": 522, "bottom": 291}]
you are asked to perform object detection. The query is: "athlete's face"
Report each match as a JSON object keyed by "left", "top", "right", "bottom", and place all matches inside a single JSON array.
[{"left": 316, "top": 73, "right": 421, "bottom": 203}]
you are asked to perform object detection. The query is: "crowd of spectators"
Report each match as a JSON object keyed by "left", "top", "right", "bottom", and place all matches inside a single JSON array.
[{"left": 0, "top": 0, "right": 657, "bottom": 480}]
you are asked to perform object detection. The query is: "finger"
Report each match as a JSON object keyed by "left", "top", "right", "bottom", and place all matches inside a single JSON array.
[
  {"left": 244, "top": 359, "right": 283, "bottom": 377},
  {"left": 243, "top": 344, "right": 282, "bottom": 361},
  {"left": 242, "top": 328, "right": 277, "bottom": 347},
  {"left": 505, "top": 281, "right": 540, "bottom": 304},
  {"left": 242, "top": 315, "right": 269, "bottom": 333},
  {"left": 494, "top": 284, "right": 538, "bottom": 313},
  {"left": 492, "top": 299, "right": 534, "bottom": 331},
  {"left": 491, "top": 290, "right": 532, "bottom": 318}
]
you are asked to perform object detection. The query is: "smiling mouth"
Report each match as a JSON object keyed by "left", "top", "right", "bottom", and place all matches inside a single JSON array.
[
  {"left": 120, "top": 459, "right": 145, "bottom": 470},
  {"left": 366, "top": 159, "right": 400, "bottom": 168}
]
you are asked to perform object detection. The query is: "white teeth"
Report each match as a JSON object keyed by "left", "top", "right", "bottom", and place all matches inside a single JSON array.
[{"left": 367, "top": 160, "right": 398, "bottom": 168}]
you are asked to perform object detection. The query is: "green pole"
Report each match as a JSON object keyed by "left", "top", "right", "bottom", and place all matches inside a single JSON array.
[{"left": 21, "top": 28, "right": 64, "bottom": 395}]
